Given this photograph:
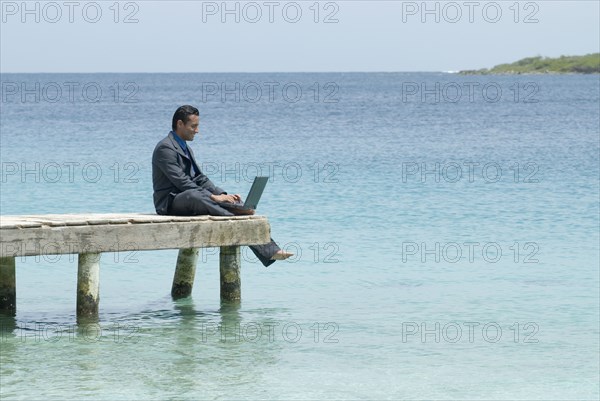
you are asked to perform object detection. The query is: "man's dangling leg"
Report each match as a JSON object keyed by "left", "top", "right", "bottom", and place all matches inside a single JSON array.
[{"left": 250, "top": 240, "right": 281, "bottom": 267}]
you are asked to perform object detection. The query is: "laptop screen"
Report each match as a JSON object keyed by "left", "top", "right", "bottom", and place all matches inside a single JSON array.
[{"left": 244, "top": 176, "right": 269, "bottom": 209}]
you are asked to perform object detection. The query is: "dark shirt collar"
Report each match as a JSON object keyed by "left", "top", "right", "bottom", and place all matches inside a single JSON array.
[
  {"left": 170, "top": 131, "right": 187, "bottom": 151},
  {"left": 170, "top": 130, "right": 198, "bottom": 175}
]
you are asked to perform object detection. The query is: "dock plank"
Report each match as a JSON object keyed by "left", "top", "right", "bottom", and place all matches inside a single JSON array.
[{"left": 0, "top": 213, "right": 271, "bottom": 257}]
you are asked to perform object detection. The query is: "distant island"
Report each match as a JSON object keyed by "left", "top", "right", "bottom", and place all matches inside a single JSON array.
[{"left": 460, "top": 53, "right": 599, "bottom": 75}]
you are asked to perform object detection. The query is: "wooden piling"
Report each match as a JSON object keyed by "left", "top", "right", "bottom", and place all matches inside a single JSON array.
[
  {"left": 77, "top": 252, "right": 101, "bottom": 318},
  {"left": 0, "top": 257, "right": 16, "bottom": 314},
  {"left": 171, "top": 248, "right": 199, "bottom": 299},
  {"left": 220, "top": 246, "right": 241, "bottom": 302}
]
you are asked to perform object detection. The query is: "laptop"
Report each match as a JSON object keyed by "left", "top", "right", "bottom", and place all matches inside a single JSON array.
[{"left": 217, "top": 176, "right": 269, "bottom": 211}]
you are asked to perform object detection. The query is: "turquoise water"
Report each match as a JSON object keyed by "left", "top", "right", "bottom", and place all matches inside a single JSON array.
[{"left": 0, "top": 73, "right": 598, "bottom": 400}]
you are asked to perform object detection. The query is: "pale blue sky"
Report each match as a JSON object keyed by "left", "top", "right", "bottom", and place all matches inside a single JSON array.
[{"left": 1, "top": 0, "right": 598, "bottom": 72}]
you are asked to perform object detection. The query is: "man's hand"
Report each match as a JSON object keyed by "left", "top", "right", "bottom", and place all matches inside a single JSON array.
[{"left": 210, "top": 194, "right": 242, "bottom": 203}]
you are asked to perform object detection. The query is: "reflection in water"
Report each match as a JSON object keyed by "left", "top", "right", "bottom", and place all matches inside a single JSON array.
[
  {"left": 0, "top": 313, "right": 17, "bottom": 338},
  {"left": 0, "top": 296, "right": 289, "bottom": 399},
  {"left": 0, "top": 314, "right": 18, "bottom": 379},
  {"left": 218, "top": 300, "right": 243, "bottom": 344},
  {"left": 153, "top": 297, "right": 285, "bottom": 396}
]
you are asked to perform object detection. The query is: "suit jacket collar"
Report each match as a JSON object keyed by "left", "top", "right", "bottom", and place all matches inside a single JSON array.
[
  {"left": 168, "top": 132, "right": 190, "bottom": 160},
  {"left": 168, "top": 132, "right": 201, "bottom": 175}
]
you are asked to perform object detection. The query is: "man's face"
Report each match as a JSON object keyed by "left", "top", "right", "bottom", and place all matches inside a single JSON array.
[{"left": 176, "top": 114, "right": 199, "bottom": 141}]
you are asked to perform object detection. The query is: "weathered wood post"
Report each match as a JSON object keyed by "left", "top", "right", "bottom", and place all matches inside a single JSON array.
[
  {"left": 77, "top": 252, "right": 101, "bottom": 318},
  {"left": 220, "top": 246, "right": 241, "bottom": 301},
  {"left": 0, "top": 257, "right": 16, "bottom": 314},
  {"left": 171, "top": 248, "right": 200, "bottom": 299}
]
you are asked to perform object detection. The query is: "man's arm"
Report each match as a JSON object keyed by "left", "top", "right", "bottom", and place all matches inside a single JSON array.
[
  {"left": 194, "top": 174, "right": 226, "bottom": 196},
  {"left": 153, "top": 143, "right": 212, "bottom": 195}
]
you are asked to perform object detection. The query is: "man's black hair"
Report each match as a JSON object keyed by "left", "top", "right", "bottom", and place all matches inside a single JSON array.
[{"left": 172, "top": 105, "right": 199, "bottom": 131}]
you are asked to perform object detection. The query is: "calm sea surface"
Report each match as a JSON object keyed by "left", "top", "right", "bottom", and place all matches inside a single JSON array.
[{"left": 0, "top": 73, "right": 598, "bottom": 400}]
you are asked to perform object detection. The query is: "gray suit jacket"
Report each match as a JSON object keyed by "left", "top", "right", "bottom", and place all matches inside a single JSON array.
[{"left": 152, "top": 132, "right": 226, "bottom": 214}]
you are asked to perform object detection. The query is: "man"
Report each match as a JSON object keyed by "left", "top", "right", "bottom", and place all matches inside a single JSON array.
[{"left": 152, "top": 105, "right": 292, "bottom": 266}]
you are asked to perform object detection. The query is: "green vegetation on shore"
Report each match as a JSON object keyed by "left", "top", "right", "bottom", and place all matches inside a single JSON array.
[{"left": 460, "top": 53, "right": 600, "bottom": 75}]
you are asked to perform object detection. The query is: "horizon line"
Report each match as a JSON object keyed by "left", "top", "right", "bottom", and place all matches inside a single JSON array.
[{"left": 0, "top": 70, "right": 454, "bottom": 74}]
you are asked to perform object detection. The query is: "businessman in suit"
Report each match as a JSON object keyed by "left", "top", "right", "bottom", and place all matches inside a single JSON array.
[{"left": 152, "top": 105, "right": 292, "bottom": 267}]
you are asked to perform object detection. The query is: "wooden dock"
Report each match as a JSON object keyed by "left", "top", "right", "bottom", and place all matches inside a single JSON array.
[{"left": 0, "top": 213, "right": 271, "bottom": 320}]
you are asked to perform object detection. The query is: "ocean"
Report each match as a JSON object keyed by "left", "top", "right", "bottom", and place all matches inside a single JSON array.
[{"left": 0, "top": 72, "right": 598, "bottom": 400}]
